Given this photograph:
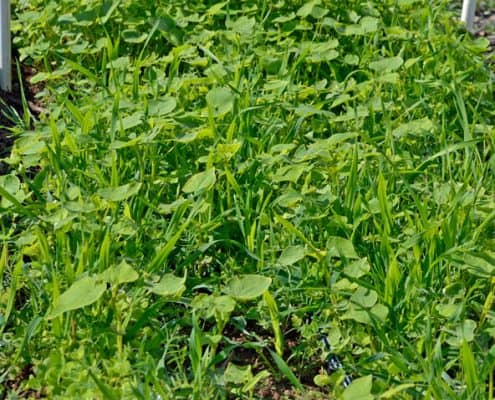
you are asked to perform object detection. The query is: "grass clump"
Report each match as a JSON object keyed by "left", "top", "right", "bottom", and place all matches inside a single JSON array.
[{"left": 1, "top": 0, "right": 495, "bottom": 398}]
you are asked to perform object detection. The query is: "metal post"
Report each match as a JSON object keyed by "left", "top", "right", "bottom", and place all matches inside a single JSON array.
[{"left": 461, "top": 0, "right": 477, "bottom": 33}]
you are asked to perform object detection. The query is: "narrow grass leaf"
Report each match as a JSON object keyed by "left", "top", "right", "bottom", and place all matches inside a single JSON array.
[{"left": 269, "top": 350, "right": 303, "bottom": 391}]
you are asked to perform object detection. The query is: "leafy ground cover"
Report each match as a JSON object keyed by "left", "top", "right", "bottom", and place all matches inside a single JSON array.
[{"left": 1, "top": 0, "right": 495, "bottom": 398}]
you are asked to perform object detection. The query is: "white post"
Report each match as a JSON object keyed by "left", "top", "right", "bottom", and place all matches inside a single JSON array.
[
  {"left": 0, "top": 0, "right": 11, "bottom": 92},
  {"left": 461, "top": 0, "right": 477, "bottom": 33}
]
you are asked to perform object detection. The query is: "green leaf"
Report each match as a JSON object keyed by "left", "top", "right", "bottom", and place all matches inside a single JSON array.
[
  {"left": 344, "top": 258, "right": 370, "bottom": 278},
  {"left": 278, "top": 245, "right": 306, "bottom": 266},
  {"left": 182, "top": 168, "right": 216, "bottom": 194},
  {"left": 99, "top": 260, "right": 139, "bottom": 286},
  {"left": 192, "top": 294, "right": 236, "bottom": 318},
  {"left": 269, "top": 350, "right": 303, "bottom": 391},
  {"left": 97, "top": 182, "right": 142, "bottom": 202},
  {"left": 148, "top": 96, "right": 177, "bottom": 116},
  {"left": 224, "top": 363, "right": 253, "bottom": 384},
  {"left": 207, "top": 87, "right": 234, "bottom": 117},
  {"left": 122, "top": 29, "right": 147, "bottom": 43},
  {"left": 380, "top": 383, "right": 416, "bottom": 399},
  {"left": 227, "top": 16, "right": 255, "bottom": 36},
  {"left": 360, "top": 16, "right": 380, "bottom": 33},
  {"left": 296, "top": 0, "right": 321, "bottom": 18},
  {"left": 224, "top": 275, "right": 271, "bottom": 301},
  {"left": 351, "top": 287, "right": 378, "bottom": 308},
  {"left": 343, "top": 375, "right": 373, "bottom": 400},
  {"left": 392, "top": 118, "right": 434, "bottom": 138},
  {"left": 150, "top": 273, "right": 186, "bottom": 298},
  {"left": 272, "top": 164, "right": 306, "bottom": 183},
  {"left": 326, "top": 236, "right": 359, "bottom": 259},
  {"left": 48, "top": 276, "right": 106, "bottom": 319},
  {"left": 121, "top": 112, "right": 143, "bottom": 130},
  {"left": 0, "top": 175, "right": 25, "bottom": 208},
  {"left": 369, "top": 56, "right": 403, "bottom": 73}
]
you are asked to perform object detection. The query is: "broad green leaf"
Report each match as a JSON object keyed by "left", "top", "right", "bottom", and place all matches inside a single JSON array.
[
  {"left": 207, "top": 87, "right": 234, "bottom": 117},
  {"left": 97, "top": 182, "right": 142, "bottom": 202},
  {"left": 0, "top": 175, "right": 25, "bottom": 208},
  {"left": 224, "top": 275, "right": 271, "bottom": 301},
  {"left": 297, "top": 0, "right": 321, "bottom": 18},
  {"left": 343, "top": 375, "right": 373, "bottom": 400},
  {"left": 360, "top": 16, "right": 380, "bottom": 33},
  {"left": 272, "top": 164, "right": 306, "bottom": 183},
  {"left": 369, "top": 56, "right": 403, "bottom": 73},
  {"left": 227, "top": 16, "right": 255, "bottom": 36},
  {"left": 344, "top": 258, "right": 370, "bottom": 278},
  {"left": 351, "top": 287, "right": 378, "bottom": 308},
  {"left": 313, "top": 373, "right": 332, "bottom": 387},
  {"left": 150, "top": 273, "right": 186, "bottom": 298},
  {"left": 148, "top": 96, "right": 177, "bottom": 116},
  {"left": 224, "top": 363, "right": 252, "bottom": 384},
  {"left": 192, "top": 294, "right": 236, "bottom": 318},
  {"left": 393, "top": 118, "right": 434, "bottom": 138},
  {"left": 122, "top": 29, "right": 147, "bottom": 43},
  {"left": 182, "top": 168, "right": 216, "bottom": 194},
  {"left": 278, "top": 245, "right": 305, "bottom": 266},
  {"left": 99, "top": 261, "right": 139, "bottom": 286},
  {"left": 48, "top": 276, "right": 106, "bottom": 319},
  {"left": 106, "top": 56, "right": 130, "bottom": 70},
  {"left": 121, "top": 112, "right": 143, "bottom": 130},
  {"left": 326, "top": 236, "right": 359, "bottom": 259},
  {"left": 344, "top": 54, "right": 359, "bottom": 65},
  {"left": 344, "top": 303, "right": 388, "bottom": 325}
]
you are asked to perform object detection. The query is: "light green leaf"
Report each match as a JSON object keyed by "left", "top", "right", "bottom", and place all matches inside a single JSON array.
[
  {"left": 351, "top": 287, "right": 378, "bottom": 308},
  {"left": 343, "top": 375, "right": 373, "bottom": 400},
  {"left": 393, "top": 118, "right": 434, "bottom": 138},
  {"left": 224, "top": 363, "right": 253, "bottom": 384},
  {"left": 278, "top": 245, "right": 306, "bottom": 266},
  {"left": 122, "top": 29, "right": 147, "bottom": 43},
  {"left": 121, "top": 112, "right": 143, "bottom": 130},
  {"left": 380, "top": 383, "right": 416, "bottom": 399},
  {"left": 192, "top": 294, "right": 236, "bottom": 318},
  {"left": 224, "top": 275, "right": 271, "bottom": 301},
  {"left": 48, "top": 276, "right": 106, "bottom": 319},
  {"left": 369, "top": 56, "right": 403, "bottom": 73},
  {"left": 99, "top": 260, "right": 139, "bottom": 286},
  {"left": 360, "top": 16, "right": 380, "bottom": 33},
  {"left": 207, "top": 87, "right": 234, "bottom": 117},
  {"left": 272, "top": 164, "right": 306, "bottom": 183},
  {"left": 344, "top": 258, "right": 370, "bottom": 278},
  {"left": 148, "top": 96, "right": 177, "bottom": 116},
  {"left": 0, "top": 175, "right": 25, "bottom": 208},
  {"left": 182, "top": 168, "right": 216, "bottom": 194},
  {"left": 297, "top": 0, "right": 321, "bottom": 18},
  {"left": 326, "top": 236, "right": 359, "bottom": 259},
  {"left": 228, "top": 16, "right": 255, "bottom": 36},
  {"left": 150, "top": 273, "right": 186, "bottom": 298},
  {"left": 97, "top": 182, "right": 142, "bottom": 202}
]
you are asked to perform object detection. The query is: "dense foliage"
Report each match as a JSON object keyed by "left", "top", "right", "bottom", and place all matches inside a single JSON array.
[{"left": 1, "top": 0, "right": 495, "bottom": 398}]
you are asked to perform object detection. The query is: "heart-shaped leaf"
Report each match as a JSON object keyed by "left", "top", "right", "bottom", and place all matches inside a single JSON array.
[
  {"left": 48, "top": 276, "right": 106, "bottom": 319},
  {"left": 224, "top": 275, "right": 271, "bottom": 301},
  {"left": 97, "top": 182, "right": 142, "bottom": 202},
  {"left": 150, "top": 273, "right": 186, "bottom": 298},
  {"left": 206, "top": 87, "right": 234, "bottom": 117},
  {"left": 182, "top": 169, "right": 216, "bottom": 194},
  {"left": 278, "top": 245, "right": 305, "bottom": 266},
  {"left": 99, "top": 261, "right": 139, "bottom": 286}
]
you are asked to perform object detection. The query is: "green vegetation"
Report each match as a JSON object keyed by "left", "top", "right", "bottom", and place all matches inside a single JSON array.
[{"left": 1, "top": 0, "right": 495, "bottom": 398}]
